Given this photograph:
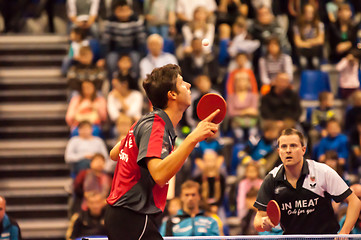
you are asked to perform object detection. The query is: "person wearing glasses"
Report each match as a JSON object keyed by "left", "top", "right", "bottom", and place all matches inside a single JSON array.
[{"left": 253, "top": 128, "right": 361, "bottom": 234}]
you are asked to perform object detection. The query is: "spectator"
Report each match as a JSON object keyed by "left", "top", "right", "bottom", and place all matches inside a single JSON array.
[
  {"left": 348, "top": 119, "right": 361, "bottom": 176},
  {"left": 185, "top": 75, "right": 220, "bottom": 129},
  {"left": 216, "top": 0, "right": 248, "bottom": 26},
  {"left": 236, "top": 122, "right": 280, "bottom": 176},
  {"left": 239, "top": 187, "right": 259, "bottom": 235},
  {"left": 112, "top": 54, "right": 138, "bottom": 91},
  {"left": 260, "top": 72, "right": 302, "bottom": 129},
  {"left": 317, "top": 119, "right": 349, "bottom": 170},
  {"left": 67, "top": 46, "right": 107, "bottom": 94},
  {"left": 0, "top": 196, "right": 21, "bottom": 240},
  {"left": 102, "top": 1, "right": 146, "bottom": 80},
  {"left": 66, "top": 193, "right": 107, "bottom": 240},
  {"left": 107, "top": 75, "right": 143, "bottom": 124},
  {"left": 192, "top": 132, "right": 226, "bottom": 176},
  {"left": 66, "top": 0, "right": 100, "bottom": 37},
  {"left": 73, "top": 153, "right": 112, "bottom": 212},
  {"left": 64, "top": 121, "right": 111, "bottom": 177},
  {"left": 176, "top": 0, "right": 217, "bottom": 24},
  {"left": 65, "top": 80, "right": 107, "bottom": 135},
  {"left": 62, "top": 27, "right": 89, "bottom": 75},
  {"left": 143, "top": 0, "right": 176, "bottom": 39},
  {"left": 179, "top": 39, "right": 220, "bottom": 88},
  {"left": 345, "top": 90, "right": 361, "bottom": 133},
  {"left": 259, "top": 36, "right": 293, "bottom": 90},
  {"left": 182, "top": 6, "right": 215, "bottom": 54},
  {"left": 336, "top": 48, "right": 360, "bottom": 100},
  {"left": 227, "top": 70, "right": 259, "bottom": 142},
  {"left": 160, "top": 180, "right": 220, "bottom": 236},
  {"left": 218, "top": 17, "right": 260, "bottom": 67},
  {"left": 324, "top": 150, "right": 344, "bottom": 179},
  {"left": 194, "top": 149, "right": 226, "bottom": 210},
  {"left": 237, "top": 163, "right": 263, "bottom": 221},
  {"left": 293, "top": 3, "right": 325, "bottom": 70},
  {"left": 226, "top": 53, "right": 258, "bottom": 96},
  {"left": 308, "top": 91, "right": 336, "bottom": 145},
  {"left": 139, "top": 34, "right": 178, "bottom": 81},
  {"left": 326, "top": 0, "right": 346, "bottom": 23},
  {"left": 329, "top": 3, "right": 358, "bottom": 63},
  {"left": 250, "top": 5, "right": 291, "bottom": 54},
  {"left": 114, "top": 113, "right": 133, "bottom": 142}
]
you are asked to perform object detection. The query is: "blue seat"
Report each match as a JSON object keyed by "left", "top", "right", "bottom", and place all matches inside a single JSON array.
[
  {"left": 299, "top": 70, "right": 331, "bottom": 100},
  {"left": 230, "top": 143, "right": 245, "bottom": 175}
]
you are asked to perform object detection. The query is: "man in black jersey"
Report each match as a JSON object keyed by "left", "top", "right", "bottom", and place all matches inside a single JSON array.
[{"left": 254, "top": 128, "right": 361, "bottom": 234}]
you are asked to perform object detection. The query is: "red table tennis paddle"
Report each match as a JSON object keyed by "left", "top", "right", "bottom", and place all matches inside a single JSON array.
[
  {"left": 267, "top": 200, "right": 281, "bottom": 226},
  {"left": 196, "top": 93, "right": 227, "bottom": 124}
]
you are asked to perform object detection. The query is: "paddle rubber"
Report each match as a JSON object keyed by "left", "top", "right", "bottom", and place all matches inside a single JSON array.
[
  {"left": 196, "top": 93, "right": 227, "bottom": 124},
  {"left": 267, "top": 200, "right": 281, "bottom": 226}
]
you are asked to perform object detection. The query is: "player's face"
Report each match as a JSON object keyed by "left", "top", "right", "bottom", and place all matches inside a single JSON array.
[
  {"left": 181, "top": 187, "right": 200, "bottom": 211},
  {"left": 278, "top": 134, "right": 306, "bottom": 167},
  {"left": 175, "top": 74, "right": 192, "bottom": 108}
]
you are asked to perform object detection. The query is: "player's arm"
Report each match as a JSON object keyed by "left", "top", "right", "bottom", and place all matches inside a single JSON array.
[
  {"left": 110, "top": 141, "right": 122, "bottom": 161},
  {"left": 147, "top": 110, "right": 219, "bottom": 187},
  {"left": 254, "top": 210, "right": 275, "bottom": 232},
  {"left": 338, "top": 192, "right": 361, "bottom": 234}
]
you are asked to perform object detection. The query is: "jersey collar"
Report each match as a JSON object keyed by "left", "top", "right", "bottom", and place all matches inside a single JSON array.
[
  {"left": 275, "top": 159, "right": 310, "bottom": 182},
  {"left": 153, "top": 108, "right": 177, "bottom": 144}
]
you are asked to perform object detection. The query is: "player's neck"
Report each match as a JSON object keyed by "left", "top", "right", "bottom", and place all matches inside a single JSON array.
[
  {"left": 164, "top": 108, "right": 183, "bottom": 128},
  {"left": 284, "top": 161, "right": 303, "bottom": 182}
]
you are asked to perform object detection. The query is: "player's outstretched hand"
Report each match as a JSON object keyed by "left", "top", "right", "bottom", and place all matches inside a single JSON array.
[
  {"left": 189, "top": 109, "right": 220, "bottom": 143},
  {"left": 261, "top": 216, "right": 275, "bottom": 231}
]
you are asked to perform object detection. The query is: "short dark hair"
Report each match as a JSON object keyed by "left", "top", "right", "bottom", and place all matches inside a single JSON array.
[
  {"left": 78, "top": 120, "right": 92, "bottom": 128},
  {"left": 181, "top": 180, "right": 200, "bottom": 193},
  {"left": 91, "top": 153, "right": 105, "bottom": 162},
  {"left": 278, "top": 128, "right": 305, "bottom": 147},
  {"left": 113, "top": 0, "right": 129, "bottom": 9},
  {"left": 71, "top": 26, "right": 87, "bottom": 40},
  {"left": 318, "top": 91, "right": 332, "bottom": 102},
  {"left": 143, "top": 64, "right": 181, "bottom": 109}
]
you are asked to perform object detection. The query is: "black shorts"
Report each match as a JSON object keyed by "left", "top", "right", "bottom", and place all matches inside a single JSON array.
[{"left": 105, "top": 204, "right": 163, "bottom": 240}]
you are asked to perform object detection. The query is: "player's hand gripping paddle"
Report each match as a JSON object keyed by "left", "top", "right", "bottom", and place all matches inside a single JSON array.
[
  {"left": 267, "top": 200, "right": 281, "bottom": 226},
  {"left": 197, "top": 93, "right": 227, "bottom": 124}
]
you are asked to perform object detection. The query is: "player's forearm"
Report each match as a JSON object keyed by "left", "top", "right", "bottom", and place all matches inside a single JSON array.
[
  {"left": 148, "top": 136, "right": 198, "bottom": 186},
  {"left": 339, "top": 194, "right": 361, "bottom": 234}
]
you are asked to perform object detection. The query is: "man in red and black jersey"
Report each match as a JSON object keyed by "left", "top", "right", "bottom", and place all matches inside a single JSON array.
[{"left": 105, "top": 64, "right": 220, "bottom": 240}]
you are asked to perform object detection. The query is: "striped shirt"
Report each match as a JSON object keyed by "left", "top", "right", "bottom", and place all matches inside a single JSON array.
[{"left": 102, "top": 15, "right": 146, "bottom": 53}]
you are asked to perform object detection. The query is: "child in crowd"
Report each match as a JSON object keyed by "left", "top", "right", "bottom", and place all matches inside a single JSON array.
[
  {"left": 308, "top": 91, "right": 336, "bottom": 145},
  {"left": 73, "top": 153, "right": 112, "bottom": 213},
  {"left": 67, "top": 46, "right": 107, "bottom": 95},
  {"left": 237, "top": 163, "right": 263, "bottom": 221},
  {"left": 336, "top": 48, "right": 360, "bottom": 100},
  {"left": 258, "top": 36, "right": 293, "bottom": 93},
  {"left": 64, "top": 121, "right": 111, "bottom": 178},
  {"left": 227, "top": 70, "right": 259, "bottom": 143},
  {"left": 239, "top": 187, "right": 259, "bottom": 235},
  {"left": 317, "top": 119, "right": 349, "bottom": 170},
  {"left": 62, "top": 27, "right": 89, "bottom": 75},
  {"left": 194, "top": 149, "right": 226, "bottom": 212},
  {"left": 226, "top": 53, "right": 258, "bottom": 97},
  {"left": 111, "top": 54, "right": 139, "bottom": 90},
  {"left": 236, "top": 122, "right": 280, "bottom": 176}
]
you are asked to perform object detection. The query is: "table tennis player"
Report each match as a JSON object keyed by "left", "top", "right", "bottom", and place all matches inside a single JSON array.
[
  {"left": 104, "top": 64, "right": 220, "bottom": 240},
  {"left": 253, "top": 128, "right": 361, "bottom": 234}
]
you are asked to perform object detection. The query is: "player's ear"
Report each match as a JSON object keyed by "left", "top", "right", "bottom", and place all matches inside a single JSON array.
[{"left": 168, "top": 90, "right": 177, "bottom": 100}]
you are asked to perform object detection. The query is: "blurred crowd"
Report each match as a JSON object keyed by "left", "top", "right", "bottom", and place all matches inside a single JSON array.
[{"left": 2, "top": 0, "right": 361, "bottom": 239}]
